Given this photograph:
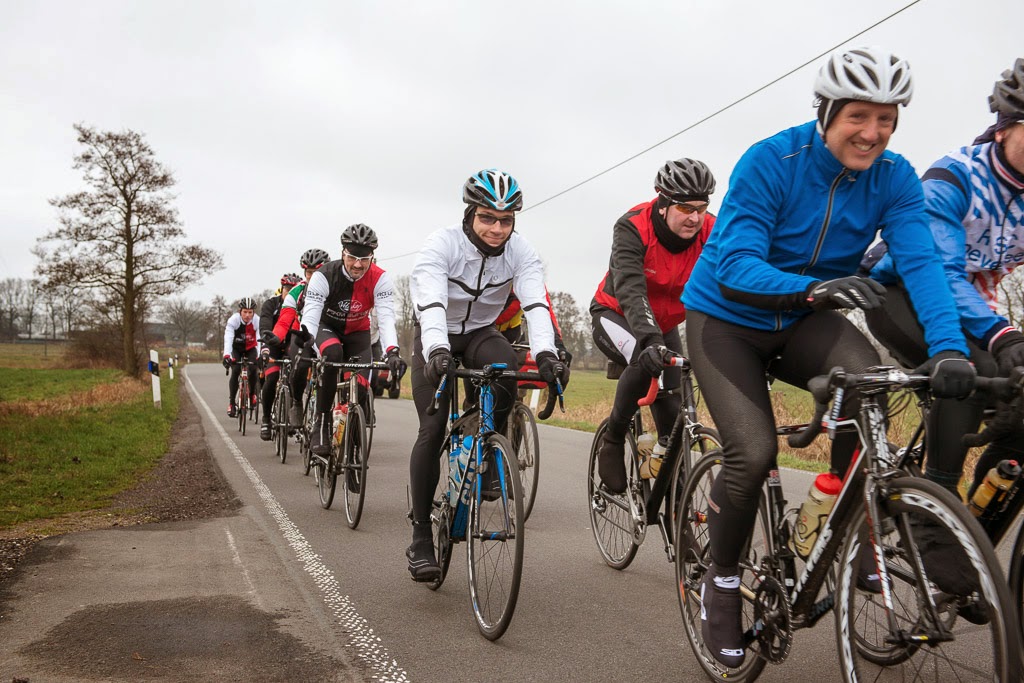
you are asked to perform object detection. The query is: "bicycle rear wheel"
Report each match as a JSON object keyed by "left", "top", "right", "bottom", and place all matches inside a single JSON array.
[
  {"left": 301, "top": 386, "right": 315, "bottom": 476},
  {"left": 587, "top": 420, "right": 642, "bottom": 570},
  {"left": 468, "top": 433, "right": 524, "bottom": 640},
  {"left": 342, "top": 405, "right": 368, "bottom": 529},
  {"left": 676, "top": 453, "right": 768, "bottom": 682},
  {"left": 507, "top": 401, "right": 540, "bottom": 521},
  {"left": 428, "top": 434, "right": 456, "bottom": 591},
  {"left": 1010, "top": 517, "right": 1024, "bottom": 637},
  {"left": 836, "top": 476, "right": 1021, "bottom": 683}
]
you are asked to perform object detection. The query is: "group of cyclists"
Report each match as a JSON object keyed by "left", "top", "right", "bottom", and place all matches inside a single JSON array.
[{"left": 217, "top": 45, "right": 1024, "bottom": 671}]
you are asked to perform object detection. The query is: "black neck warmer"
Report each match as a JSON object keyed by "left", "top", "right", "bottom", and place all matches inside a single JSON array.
[
  {"left": 462, "top": 206, "right": 510, "bottom": 257},
  {"left": 652, "top": 201, "right": 701, "bottom": 254}
]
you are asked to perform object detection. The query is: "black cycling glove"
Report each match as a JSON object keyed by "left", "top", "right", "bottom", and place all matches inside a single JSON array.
[
  {"left": 536, "top": 351, "right": 570, "bottom": 388},
  {"left": 222, "top": 355, "right": 232, "bottom": 370},
  {"left": 915, "top": 350, "right": 976, "bottom": 399},
  {"left": 992, "top": 329, "right": 1024, "bottom": 375},
  {"left": 385, "top": 347, "right": 407, "bottom": 380},
  {"left": 424, "top": 348, "right": 451, "bottom": 386},
  {"left": 263, "top": 332, "right": 281, "bottom": 348},
  {"left": 637, "top": 344, "right": 671, "bottom": 378},
  {"left": 805, "top": 276, "right": 886, "bottom": 311}
]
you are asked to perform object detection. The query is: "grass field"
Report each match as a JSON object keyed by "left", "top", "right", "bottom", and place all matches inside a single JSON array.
[{"left": 0, "top": 343, "right": 181, "bottom": 530}]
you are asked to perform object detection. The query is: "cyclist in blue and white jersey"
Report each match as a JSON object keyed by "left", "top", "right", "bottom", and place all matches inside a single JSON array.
[
  {"left": 405, "top": 169, "right": 570, "bottom": 582},
  {"left": 864, "top": 58, "right": 1024, "bottom": 518},
  {"left": 680, "top": 47, "right": 975, "bottom": 668}
]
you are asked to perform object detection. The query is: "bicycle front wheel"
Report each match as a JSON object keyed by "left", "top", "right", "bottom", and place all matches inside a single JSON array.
[
  {"left": 467, "top": 433, "right": 524, "bottom": 641},
  {"left": 342, "top": 405, "right": 368, "bottom": 529},
  {"left": 364, "top": 387, "right": 375, "bottom": 459},
  {"left": 836, "top": 475, "right": 1022, "bottom": 683},
  {"left": 668, "top": 426, "right": 722, "bottom": 539},
  {"left": 676, "top": 452, "right": 768, "bottom": 683},
  {"left": 429, "top": 433, "right": 456, "bottom": 592},
  {"left": 276, "top": 386, "right": 290, "bottom": 464},
  {"left": 237, "top": 386, "right": 246, "bottom": 435},
  {"left": 318, "top": 429, "right": 339, "bottom": 510},
  {"left": 301, "top": 387, "right": 315, "bottom": 476},
  {"left": 507, "top": 401, "right": 540, "bottom": 521},
  {"left": 1010, "top": 515, "right": 1024, "bottom": 637},
  {"left": 587, "top": 420, "right": 642, "bottom": 570}
]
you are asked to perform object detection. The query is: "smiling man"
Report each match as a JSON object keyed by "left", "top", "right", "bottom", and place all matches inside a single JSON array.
[{"left": 679, "top": 46, "right": 975, "bottom": 670}]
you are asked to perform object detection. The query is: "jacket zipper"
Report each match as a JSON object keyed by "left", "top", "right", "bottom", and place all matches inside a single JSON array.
[{"left": 460, "top": 256, "right": 489, "bottom": 334}]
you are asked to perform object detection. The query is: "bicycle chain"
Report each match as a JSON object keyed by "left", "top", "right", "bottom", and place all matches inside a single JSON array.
[{"left": 752, "top": 574, "right": 793, "bottom": 664}]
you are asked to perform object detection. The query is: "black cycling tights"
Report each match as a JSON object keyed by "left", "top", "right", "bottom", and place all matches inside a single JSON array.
[
  {"left": 408, "top": 325, "right": 518, "bottom": 524},
  {"left": 591, "top": 308, "right": 682, "bottom": 441},
  {"left": 314, "top": 327, "right": 371, "bottom": 415},
  {"left": 260, "top": 344, "right": 286, "bottom": 419},
  {"left": 686, "top": 310, "right": 881, "bottom": 569},
  {"left": 865, "top": 284, "right": 1024, "bottom": 497}
]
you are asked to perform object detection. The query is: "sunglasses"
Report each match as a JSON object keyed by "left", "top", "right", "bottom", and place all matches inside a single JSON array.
[
  {"left": 477, "top": 213, "right": 515, "bottom": 228},
  {"left": 672, "top": 202, "right": 710, "bottom": 215},
  {"left": 343, "top": 250, "right": 374, "bottom": 264}
]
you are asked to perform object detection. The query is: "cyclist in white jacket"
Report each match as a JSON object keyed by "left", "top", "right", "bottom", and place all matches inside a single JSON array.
[{"left": 405, "top": 169, "right": 570, "bottom": 581}]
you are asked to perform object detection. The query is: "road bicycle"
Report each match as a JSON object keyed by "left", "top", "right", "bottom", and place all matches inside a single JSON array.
[
  {"left": 675, "top": 366, "right": 1022, "bottom": 682},
  {"left": 265, "top": 357, "right": 293, "bottom": 463},
  {"left": 309, "top": 358, "right": 386, "bottom": 528},
  {"left": 228, "top": 358, "right": 257, "bottom": 436},
  {"left": 887, "top": 367, "right": 1024, "bottom": 636},
  {"left": 425, "top": 359, "right": 562, "bottom": 640},
  {"left": 587, "top": 354, "right": 721, "bottom": 570}
]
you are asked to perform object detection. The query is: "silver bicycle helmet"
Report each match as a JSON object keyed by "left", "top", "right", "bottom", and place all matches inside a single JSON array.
[
  {"left": 299, "top": 248, "right": 330, "bottom": 270},
  {"left": 814, "top": 46, "right": 913, "bottom": 106},
  {"left": 238, "top": 297, "right": 256, "bottom": 310},
  {"left": 990, "top": 57, "right": 1024, "bottom": 118},
  {"left": 655, "top": 159, "right": 716, "bottom": 203},
  {"left": 340, "top": 223, "right": 379, "bottom": 257},
  {"left": 463, "top": 169, "right": 523, "bottom": 211}
]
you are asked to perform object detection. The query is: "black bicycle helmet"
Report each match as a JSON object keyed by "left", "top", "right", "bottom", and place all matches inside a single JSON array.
[
  {"left": 238, "top": 297, "right": 256, "bottom": 310},
  {"left": 280, "top": 273, "right": 301, "bottom": 287},
  {"left": 655, "top": 159, "right": 716, "bottom": 203},
  {"left": 340, "top": 223, "right": 379, "bottom": 257},
  {"left": 300, "top": 248, "right": 330, "bottom": 270},
  {"left": 990, "top": 57, "right": 1024, "bottom": 118},
  {"left": 463, "top": 169, "right": 523, "bottom": 211}
]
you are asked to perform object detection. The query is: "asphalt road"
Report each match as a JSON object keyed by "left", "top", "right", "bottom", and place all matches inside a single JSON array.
[{"left": 185, "top": 362, "right": 852, "bottom": 683}]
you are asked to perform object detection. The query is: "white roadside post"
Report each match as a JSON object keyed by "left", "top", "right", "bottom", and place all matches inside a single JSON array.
[
  {"left": 168, "top": 356, "right": 175, "bottom": 380},
  {"left": 149, "top": 349, "right": 161, "bottom": 409}
]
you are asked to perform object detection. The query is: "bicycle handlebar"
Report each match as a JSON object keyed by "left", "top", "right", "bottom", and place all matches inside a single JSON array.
[
  {"left": 425, "top": 363, "right": 564, "bottom": 419},
  {"left": 638, "top": 355, "right": 691, "bottom": 407}
]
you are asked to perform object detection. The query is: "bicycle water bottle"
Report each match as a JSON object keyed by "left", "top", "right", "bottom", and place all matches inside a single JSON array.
[
  {"left": 969, "top": 459, "right": 1021, "bottom": 518},
  {"left": 636, "top": 433, "right": 656, "bottom": 458},
  {"left": 332, "top": 403, "right": 347, "bottom": 446},
  {"left": 640, "top": 437, "right": 667, "bottom": 479},
  {"left": 447, "top": 437, "right": 463, "bottom": 502},
  {"left": 791, "top": 472, "right": 842, "bottom": 558}
]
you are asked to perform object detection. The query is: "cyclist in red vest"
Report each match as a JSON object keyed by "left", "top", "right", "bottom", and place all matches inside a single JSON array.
[{"left": 590, "top": 158, "right": 716, "bottom": 494}]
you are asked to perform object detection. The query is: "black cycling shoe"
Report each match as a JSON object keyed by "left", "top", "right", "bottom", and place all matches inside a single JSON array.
[
  {"left": 287, "top": 404, "right": 303, "bottom": 430},
  {"left": 597, "top": 432, "right": 627, "bottom": 494},
  {"left": 227, "top": 403, "right": 237, "bottom": 418},
  {"left": 912, "top": 518, "right": 980, "bottom": 595},
  {"left": 407, "top": 522, "right": 441, "bottom": 582},
  {"left": 310, "top": 414, "right": 332, "bottom": 456},
  {"left": 478, "top": 455, "right": 511, "bottom": 502},
  {"left": 856, "top": 542, "right": 882, "bottom": 594},
  {"left": 259, "top": 421, "right": 272, "bottom": 441},
  {"left": 700, "top": 563, "right": 746, "bottom": 669}
]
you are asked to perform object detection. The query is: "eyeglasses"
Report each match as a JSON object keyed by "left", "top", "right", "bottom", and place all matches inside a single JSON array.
[
  {"left": 343, "top": 250, "right": 374, "bottom": 264},
  {"left": 672, "top": 202, "right": 710, "bottom": 215},
  {"left": 476, "top": 213, "right": 515, "bottom": 228}
]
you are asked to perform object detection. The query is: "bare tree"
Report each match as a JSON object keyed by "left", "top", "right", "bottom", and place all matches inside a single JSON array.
[
  {"left": 0, "top": 278, "right": 26, "bottom": 341},
  {"left": 997, "top": 268, "right": 1024, "bottom": 329},
  {"left": 160, "top": 297, "right": 209, "bottom": 346},
  {"left": 392, "top": 274, "right": 417, "bottom": 354},
  {"left": 34, "top": 123, "right": 223, "bottom": 374},
  {"left": 548, "top": 290, "right": 589, "bottom": 364},
  {"left": 21, "top": 280, "right": 39, "bottom": 339}
]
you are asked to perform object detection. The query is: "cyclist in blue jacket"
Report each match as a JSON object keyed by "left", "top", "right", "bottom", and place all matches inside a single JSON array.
[{"left": 680, "top": 46, "right": 976, "bottom": 669}]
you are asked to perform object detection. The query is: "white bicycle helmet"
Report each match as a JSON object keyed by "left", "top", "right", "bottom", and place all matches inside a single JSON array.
[{"left": 814, "top": 46, "right": 913, "bottom": 106}]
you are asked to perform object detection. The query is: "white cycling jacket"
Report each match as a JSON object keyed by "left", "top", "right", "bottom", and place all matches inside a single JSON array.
[{"left": 411, "top": 224, "right": 556, "bottom": 361}]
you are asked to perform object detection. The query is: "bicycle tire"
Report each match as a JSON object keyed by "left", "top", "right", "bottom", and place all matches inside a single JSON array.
[
  {"left": 668, "top": 426, "right": 722, "bottom": 541},
  {"left": 587, "top": 420, "right": 642, "bottom": 570},
  {"left": 675, "top": 453, "right": 768, "bottom": 682},
  {"left": 237, "top": 382, "right": 246, "bottom": 435},
  {"left": 428, "top": 434, "right": 456, "bottom": 592},
  {"left": 318, "top": 414, "right": 339, "bottom": 509},
  {"left": 342, "top": 405, "right": 368, "bottom": 529},
  {"left": 276, "top": 386, "right": 290, "bottom": 464},
  {"left": 836, "top": 475, "right": 1022, "bottom": 683},
  {"left": 467, "top": 433, "right": 524, "bottom": 640},
  {"left": 364, "top": 387, "right": 375, "bottom": 459},
  {"left": 507, "top": 401, "right": 540, "bottom": 522},
  {"left": 1010, "top": 515, "right": 1024, "bottom": 638},
  {"left": 302, "top": 386, "right": 315, "bottom": 476}
]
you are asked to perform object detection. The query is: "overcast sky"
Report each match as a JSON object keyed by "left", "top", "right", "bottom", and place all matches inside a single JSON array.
[{"left": 1, "top": 0, "right": 1020, "bottom": 315}]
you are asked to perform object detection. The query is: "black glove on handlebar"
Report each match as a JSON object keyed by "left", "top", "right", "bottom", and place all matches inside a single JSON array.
[
  {"left": 385, "top": 347, "right": 407, "bottom": 380},
  {"left": 637, "top": 344, "right": 671, "bottom": 378},
  {"left": 222, "top": 355, "right": 232, "bottom": 370},
  {"left": 424, "top": 348, "right": 451, "bottom": 386},
  {"left": 915, "top": 350, "right": 976, "bottom": 399},
  {"left": 992, "top": 329, "right": 1024, "bottom": 375},
  {"left": 536, "top": 351, "right": 570, "bottom": 388},
  {"left": 805, "top": 276, "right": 886, "bottom": 311},
  {"left": 263, "top": 332, "right": 281, "bottom": 348}
]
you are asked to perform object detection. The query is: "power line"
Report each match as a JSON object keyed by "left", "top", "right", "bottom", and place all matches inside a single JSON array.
[
  {"left": 378, "top": 0, "right": 924, "bottom": 262},
  {"left": 521, "top": 0, "right": 924, "bottom": 214}
]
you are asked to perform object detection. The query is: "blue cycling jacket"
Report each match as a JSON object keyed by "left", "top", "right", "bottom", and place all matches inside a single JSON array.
[
  {"left": 870, "top": 141, "right": 1024, "bottom": 350},
  {"left": 682, "top": 120, "right": 967, "bottom": 357}
]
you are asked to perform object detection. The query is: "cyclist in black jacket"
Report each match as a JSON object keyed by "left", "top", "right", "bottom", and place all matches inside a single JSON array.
[{"left": 258, "top": 273, "right": 301, "bottom": 440}]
